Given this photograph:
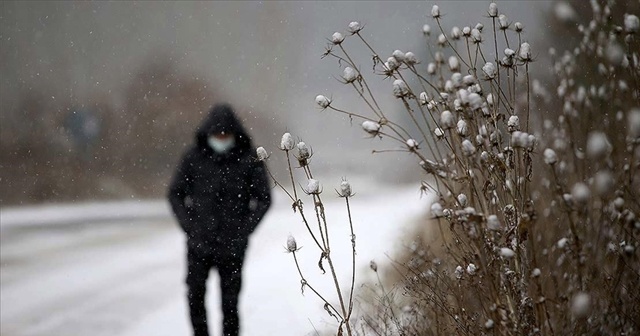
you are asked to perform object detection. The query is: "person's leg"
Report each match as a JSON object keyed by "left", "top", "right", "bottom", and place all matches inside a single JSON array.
[
  {"left": 186, "top": 248, "right": 213, "bottom": 336},
  {"left": 217, "top": 253, "right": 245, "bottom": 336}
]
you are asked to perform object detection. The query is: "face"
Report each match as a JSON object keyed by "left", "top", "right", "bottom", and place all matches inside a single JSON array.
[{"left": 207, "top": 131, "right": 236, "bottom": 153}]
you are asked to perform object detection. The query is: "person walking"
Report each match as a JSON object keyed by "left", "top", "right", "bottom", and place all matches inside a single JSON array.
[{"left": 168, "top": 103, "right": 271, "bottom": 336}]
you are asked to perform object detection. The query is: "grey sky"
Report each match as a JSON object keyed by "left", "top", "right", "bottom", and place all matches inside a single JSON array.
[{"left": 1, "top": 1, "right": 550, "bottom": 180}]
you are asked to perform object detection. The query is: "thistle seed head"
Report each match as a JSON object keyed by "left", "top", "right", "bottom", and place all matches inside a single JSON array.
[
  {"left": 280, "top": 133, "right": 295, "bottom": 151},
  {"left": 348, "top": 21, "right": 362, "bottom": 34},
  {"left": 331, "top": 32, "right": 345, "bottom": 44},
  {"left": 315, "top": 94, "right": 331, "bottom": 108},
  {"left": 256, "top": 147, "right": 268, "bottom": 161},
  {"left": 287, "top": 235, "right": 297, "bottom": 252}
]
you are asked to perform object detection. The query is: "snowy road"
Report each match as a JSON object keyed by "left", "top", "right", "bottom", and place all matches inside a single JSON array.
[{"left": 1, "top": 183, "right": 429, "bottom": 336}]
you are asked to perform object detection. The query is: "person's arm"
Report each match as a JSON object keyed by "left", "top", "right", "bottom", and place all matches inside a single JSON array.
[
  {"left": 247, "top": 160, "right": 271, "bottom": 233},
  {"left": 168, "top": 150, "right": 195, "bottom": 234}
]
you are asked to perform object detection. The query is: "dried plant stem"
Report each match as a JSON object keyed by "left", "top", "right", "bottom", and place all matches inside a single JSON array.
[
  {"left": 491, "top": 18, "right": 504, "bottom": 117},
  {"left": 550, "top": 167, "right": 584, "bottom": 290},
  {"left": 525, "top": 62, "right": 531, "bottom": 131},
  {"left": 292, "top": 251, "right": 343, "bottom": 320},
  {"left": 435, "top": 18, "right": 471, "bottom": 70},
  {"left": 340, "top": 43, "right": 384, "bottom": 118},
  {"left": 465, "top": 37, "right": 476, "bottom": 77},
  {"left": 327, "top": 253, "right": 352, "bottom": 335},
  {"left": 285, "top": 150, "right": 299, "bottom": 202},
  {"left": 272, "top": 160, "right": 325, "bottom": 251},
  {"left": 345, "top": 197, "right": 356, "bottom": 329}
]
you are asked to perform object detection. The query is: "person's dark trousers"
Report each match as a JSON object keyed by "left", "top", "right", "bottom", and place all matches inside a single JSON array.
[{"left": 186, "top": 244, "right": 245, "bottom": 336}]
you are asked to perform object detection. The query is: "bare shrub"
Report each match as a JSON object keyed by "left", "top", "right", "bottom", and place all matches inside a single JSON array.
[
  {"left": 305, "top": 1, "right": 639, "bottom": 335},
  {"left": 258, "top": 134, "right": 359, "bottom": 336}
]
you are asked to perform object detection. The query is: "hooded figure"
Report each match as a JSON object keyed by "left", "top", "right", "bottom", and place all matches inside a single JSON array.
[{"left": 168, "top": 103, "right": 271, "bottom": 336}]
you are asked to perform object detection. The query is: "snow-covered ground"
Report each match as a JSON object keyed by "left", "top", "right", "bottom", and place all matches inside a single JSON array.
[{"left": 1, "top": 182, "right": 431, "bottom": 336}]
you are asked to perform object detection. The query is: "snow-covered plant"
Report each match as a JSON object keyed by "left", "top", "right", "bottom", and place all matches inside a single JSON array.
[
  {"left": 314, "top": 1, "right": 639, "bottom": 335},
  {"left": 258, "top": 133, "right": 358, "bottom": 336}
]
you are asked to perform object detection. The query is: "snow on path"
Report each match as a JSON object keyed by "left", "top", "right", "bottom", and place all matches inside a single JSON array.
[{"left": 1, "top": 183, "right": 431, "bottom": 336}]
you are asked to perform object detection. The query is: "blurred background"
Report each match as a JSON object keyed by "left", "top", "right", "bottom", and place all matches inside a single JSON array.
[{"left": 0, "top": 1, "right": 552, "bottom": 206}]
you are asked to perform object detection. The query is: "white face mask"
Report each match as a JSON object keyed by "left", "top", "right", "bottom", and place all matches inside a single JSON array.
[{"left": 208, "top": 136, "right": 236, "bottom": 153}]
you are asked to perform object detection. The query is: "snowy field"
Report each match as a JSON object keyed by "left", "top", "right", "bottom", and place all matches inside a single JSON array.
[{"left": 1, "top": 182, "right": 431, "bottom": 336}]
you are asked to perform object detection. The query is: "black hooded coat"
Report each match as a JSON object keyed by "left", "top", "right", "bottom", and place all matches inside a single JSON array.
[{"left": 168, "top": 104, "right": 271, "bottom": 255}]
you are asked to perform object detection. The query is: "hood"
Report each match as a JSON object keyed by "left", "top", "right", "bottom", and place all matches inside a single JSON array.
[{"left": 195, "top": 103, "right": 253, "bottom": 156}]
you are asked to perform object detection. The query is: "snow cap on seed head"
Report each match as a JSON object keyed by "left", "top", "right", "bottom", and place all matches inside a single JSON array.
[
  {"left": 256, "top": 147, "right": 268, "bottom": 161},
  {"left": 624, "top": 14, "right": 639, "bottom": 33},
  {"left": 287, "top": 235, "right": 297, "bottom": 252},
  {"left": 485, "top": 320, "right": 495, "bottom": 330},
  {"left": 427, "top": 62, "right": 437, "bottom": 75},
  {"left": 514, "top": 22, "right": 524, "bottom": 32},
  {"left": 362, "top": 120, "right": 381, "bottom": 135},
  {"left": 571, "top": 292, "right": 591, "bottom": 318},
  {"left": 385, "top": 57, "right": 400, "bottom": 72},
  {"left": 455, "top": 266, "right": 464, "bottom": 279},
  {"left": 404, "top": 52, "right": 418, "bottom": 65},
  {"left": 423, "top": 24, "right": 431, "bottom": 36},
  {"left": 498, "top": 14, "right": 509, "bottom": 30},
  {"left": 392, "top": 50, "right": 405, "bottom": 62},
  {"left": 482, "top": 62, "right": 497, "bottom": 79},
  {"left": 461, "top": 139, "right": 476, "bottom": 156},
  {"left": 315, "top": 94, "right": 331, "bottom": 108},
  {"left": 431, "top": 5, "right": 441, "bottom": 19},
  {"left": 457, "top": 193, "right": 468, "bottom": 207},
  {"left": 452, "top": 73, "right": 463, "bottom": 87},
  {"left": 348, "top": 21, "right": 362, "bottom": 34},
  {"left": 434, "top": 51, "right": 445, "bottom": 64},
  {"left": 586, "top": 132, "right": 612, "bottom": 159},
  {"left": 307, "top": 179, "right": 321, "bottom": 194},
  {"left": 406, "top": 138, "right": 419, "bottom": 150},
  {"left": 510, "top": 131, "right": 524, "bottom": 147},
  {"left": 505, "top": 48, "right": 516, "bottom": 58},
  {"left": 480, "top": 151, "right": 490, "bottom": 162},
  {"left": 448, "top": 56, "right": 460, "bottom": 72},
  {"left": 471, "top": 28, "right": 482, "bottom": 43},
  {"left": 338, "top": 179, "right": 353, "bottom": 197},
  {"left": 571, "top": 183, "right": 590, "bottom": 204},
  {"left": 500, "top": 248, "right": 515, "bottom": 258},
  {"left": 297, "top": 142, "right": 310, "bottom": 159},
  {"left": 457, "top": 120, "right": 469, "bottom": 136},
  {"left": 507, "top": 115, "right": 520, "bottom": 132},
  {"left": 342, "top": 67, "right": 357, "bottom": 83},
  {"left": 519, "top": 42, "right": 532, "bottom": 61},
  {"left": 466, "top": 263, "right": 477, "bottom": 275},
  {"left": 430, "top": 202, "right": 444, "bottom": 217},
  {"left": 331, "top": 32, "right": 345, "bottom": 44},
  {"left": 440, "top": 110, "right": 455, "bottom": 129},
  {"left": 280, "top": 133, "right": 295, "bottom": 151},
  {"left": 554, "top": 2, "right": 578, "bottom": 23},
  {"left": 488, "top": 3, "right": 498, "bottom": 17},
  {"left": 543, "top": 148, "right": 558, "bottom": 165},
  {"left": 419, "top": 92, "right": 429, "bottom": 105},
  {"left": 392, "top": 79, "right": 409, "bottom": 98},
  {"left": 451, "top": 26, "right": 461, "bottom": 40},
  {"left": 463, "top": 75, "right": 476, "bottom": 86},
  {"left": 487, "top": 215, "right": 501, "bottom": 231}
]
